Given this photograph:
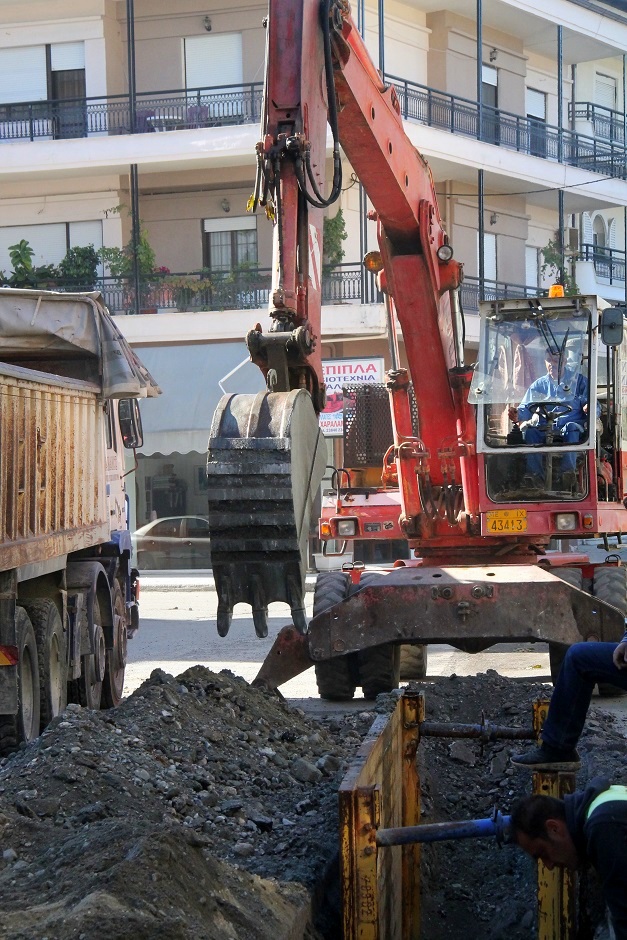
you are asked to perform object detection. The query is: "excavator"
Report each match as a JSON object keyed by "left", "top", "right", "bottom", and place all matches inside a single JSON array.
[{"left": 206, "top": 0, "right": 627, "bottom": 699}]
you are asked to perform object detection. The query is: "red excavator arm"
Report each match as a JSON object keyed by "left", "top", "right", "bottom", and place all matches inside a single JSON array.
[{"left": 207, "top": 0, "right": 477, "bottom": 635}]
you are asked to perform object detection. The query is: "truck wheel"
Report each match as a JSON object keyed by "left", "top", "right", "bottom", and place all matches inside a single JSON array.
[
  {"left": 353, "top": 572, "right": 401, "bottom": 698},
  {"left": 592, "top": 566, "right": 627, "bottom": 697},
  {"left": 548, "top": 568, "right": 582, "bottom": 683},
  {"left": 0, "top": 607, "right": 40, "bottom": 755},
  {"left": 21, "top": 599, "right": 67, "bottom": 731},
  {"left": 78, "top": 596, "right": 105, "bottom": 710},
  {"left": 314, "top": 573, "right": 359, "bottom": 701},
  {"left": 102, "top": 584, "right": 127, "bottom": 709},
  {"left": 399, "top": 644, "right": 428, "bottom": 680}
]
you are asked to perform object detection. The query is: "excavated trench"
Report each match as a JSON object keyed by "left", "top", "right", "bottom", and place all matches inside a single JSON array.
[{"left": 0, "top": 666, "right": 625, "bottom": 939}]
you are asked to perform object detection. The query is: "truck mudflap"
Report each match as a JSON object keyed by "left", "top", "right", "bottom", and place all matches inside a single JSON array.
[
  {"left": 253, "top": 565, "right": 625, "bottom": 689},
  {"left": 207, "top": 389, "right": 326, "bottom": 639}
]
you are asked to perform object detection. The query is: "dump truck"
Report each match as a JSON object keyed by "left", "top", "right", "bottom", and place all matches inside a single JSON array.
[
  {"left": 207, "top": 0, "right": 627, "bottom": 699},
  {"left": 0, "top": 287, "right": 159, "bottom": 754}
]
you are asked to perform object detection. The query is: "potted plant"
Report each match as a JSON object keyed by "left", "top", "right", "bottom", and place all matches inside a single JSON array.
[
  {"left": 165, "top": 272, "right": 212, "bottom": 312},
  {"left": 1, "top": 239, "right": 59, "bottom": 289},
  {"left": 57, "top": 245, "right": 100, "bottom": 290},
  {"left": 99, "top": 230, "right": 158, "bottom": 313}
]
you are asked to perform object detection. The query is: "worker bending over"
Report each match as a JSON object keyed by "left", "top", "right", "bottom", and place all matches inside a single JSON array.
[{"left": 510, "top": 779, "right": 627, "bottom": 939}]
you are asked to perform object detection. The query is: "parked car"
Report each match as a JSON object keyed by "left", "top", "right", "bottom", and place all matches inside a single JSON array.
[{"left": 132, "top": 515, "right": 211, "bottom": 570}]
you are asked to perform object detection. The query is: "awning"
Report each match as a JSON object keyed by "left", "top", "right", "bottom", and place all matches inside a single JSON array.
[{"left": 135, "top": 341, "right": 265, "bottom": 456}]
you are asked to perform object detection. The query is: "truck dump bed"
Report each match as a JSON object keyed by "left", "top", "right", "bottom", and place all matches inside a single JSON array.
[{"left": 0, "top": 288, "right": 160, "bottom": 572}]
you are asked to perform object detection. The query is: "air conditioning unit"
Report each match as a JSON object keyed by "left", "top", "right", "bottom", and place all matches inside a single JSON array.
[{"left": 565, "top": 227, "right": 580, "bottom": 253}]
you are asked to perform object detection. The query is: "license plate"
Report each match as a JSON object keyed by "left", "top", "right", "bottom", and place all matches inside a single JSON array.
[{"left": 485, "top": 509, "right": 527, "bottom": 533}]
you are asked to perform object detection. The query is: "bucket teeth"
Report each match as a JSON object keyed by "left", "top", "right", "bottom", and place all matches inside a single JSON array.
[{"left": 207, "top": 390, "right": 326, "bottom": 636}]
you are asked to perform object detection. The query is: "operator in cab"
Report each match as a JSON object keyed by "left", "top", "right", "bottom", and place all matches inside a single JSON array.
[{"left": 507, "top": 348, "right": 592, "bottom": 489}]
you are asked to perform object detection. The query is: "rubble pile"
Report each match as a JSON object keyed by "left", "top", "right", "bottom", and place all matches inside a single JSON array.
[{"left": 0, "top": 665, "right": 625, "bottom": 939}]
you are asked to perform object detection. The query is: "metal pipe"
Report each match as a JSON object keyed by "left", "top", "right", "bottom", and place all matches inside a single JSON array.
[
  {"left": 419, "top": 719, "right": 535, "bottom": 743},
  {"left": 476, "top": 0, "right": 482, "bottom": 141},
  {"left": 126, "top": 0, "right": 136, "bottom": 132},
  {"left": 376, "top": 810, "right": 510, "bottom": 847},
  {"left": 558, "top": 188, "right": 565, "bottom": 286},
  {"left": 384, "top": 292, "right": 400, "bottom": 371},
  {"left": 478, "top": 169, "right": 485, "bottom": 300},
  {"left": 378, "top": 0, "right": 384, "bottom": 76},
  {"left": 449, "top": 288, "right": 465, "bottom": 368},
  {"left": 557, "top": 25, "right": 563, "bottom": 164}
]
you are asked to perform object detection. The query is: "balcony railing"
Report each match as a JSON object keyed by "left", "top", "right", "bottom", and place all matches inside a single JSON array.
[
  {"left": 0, "top": 82, "right": 263, "bottom": 142},
  {"left": 570, "top": 102, "right": 626, "bottom": 145},
  {"left": 580, "top": 242, "right": 625, "bottom": 284},
  {"left": 386, "top": 74, "right": 627, "bottom": 180},
  {"left": 1, "top": 78, "right": 625, "bottom": 182},
  {"left": 56, "top": 265, "right": 537, "bottom": 316}
]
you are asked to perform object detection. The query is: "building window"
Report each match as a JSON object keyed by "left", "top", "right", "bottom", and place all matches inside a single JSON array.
[
  {"left": 184, "top": 34, "right": 243, "bottom": 122},
  {"left": 526, "top": 87, "right": 547, "bottom": 158},
  {"left": 481, "top": 64, "right": 499, "bottom": 145},
  {"left": 479, "top": 232, "right": 497, "bottom": 284},
  {"left": 0, "top": 219, "right": 102, "bottom": 272},
  {"left": 0, "top": 42, "right": 85, "bottom": 139},
  {"left": 525, "top": 245, "right": 539, "bottom": 289},
  {"left": 203, "top": 217, "right": 257, "bottom": 272}
]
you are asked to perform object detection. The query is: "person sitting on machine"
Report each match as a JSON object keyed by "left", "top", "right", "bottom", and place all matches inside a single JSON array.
[{"left": 508, "top": 350, "right": 591, "bottom": 489}]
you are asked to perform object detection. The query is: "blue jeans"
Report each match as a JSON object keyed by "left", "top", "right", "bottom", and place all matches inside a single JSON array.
[
  {"left": 542, "top": 642, "right": 627, "bottom": 751},
  {"left": 523, "top": 423, "right": 581, "bottom": 477}
]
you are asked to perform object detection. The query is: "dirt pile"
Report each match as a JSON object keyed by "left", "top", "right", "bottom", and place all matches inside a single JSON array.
[{"left": 0, "top": 666, "right": 625, "bottom": 939}]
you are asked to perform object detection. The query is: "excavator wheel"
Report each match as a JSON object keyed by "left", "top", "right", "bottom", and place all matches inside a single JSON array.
[
  {"left": 314, "top": 572, "right": 359, "bottom": 701},
  {"left": 548, "top": 568, "right": 583, "bottom": 683},
  {"left": 207, "top": 389, "right": 326, "bottom": 638},
  {"left": 592, "top": 566, "right": 627, "bottom": 697},
  {"left": 354, "top": 572, "right": 401, "bottom": 699},
  {"left": 399, "top": 644, "right": 428, "bottom": 680}
]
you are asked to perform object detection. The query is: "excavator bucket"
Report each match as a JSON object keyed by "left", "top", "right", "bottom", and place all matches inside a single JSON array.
[{"left": 207, "top": 388, "right": 326, "bottom": 638}]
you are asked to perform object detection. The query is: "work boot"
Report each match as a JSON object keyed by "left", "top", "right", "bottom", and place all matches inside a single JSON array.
[{"left": 510, "top": 744, "right": 581, "bottom": 770}]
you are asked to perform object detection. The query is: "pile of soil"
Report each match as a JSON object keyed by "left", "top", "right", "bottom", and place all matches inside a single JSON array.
[{"left": 0, "top": 666, "right": 625, "bottom": 939}]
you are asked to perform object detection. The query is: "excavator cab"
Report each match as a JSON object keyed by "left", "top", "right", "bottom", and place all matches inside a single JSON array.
[{"left": 470, "top": 295, "right": 627, "bottom": 531}]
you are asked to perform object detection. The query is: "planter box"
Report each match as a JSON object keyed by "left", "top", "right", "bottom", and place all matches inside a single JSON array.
[{"left": 313, "top": 551, "right": 354, "bottom": 571}]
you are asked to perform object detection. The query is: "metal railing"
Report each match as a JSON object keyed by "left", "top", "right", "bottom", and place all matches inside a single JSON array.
[
  {"left": 0, "top": 82, "right": 263, "bottom": 142},
  {"left": 386, "top": 74, "right": 627, "bottom": 180},
  {"left": 580, "top": 242, "right": 626, "bottom": 284},
  {"left": 55, "top": 265, "right": 537, "bottom": 316},
  {"left": 2, "top": 78, "right": 625, "bottom": 183},
  {"left": 570, "top": 101, "right": 626, "bottom": 145}
]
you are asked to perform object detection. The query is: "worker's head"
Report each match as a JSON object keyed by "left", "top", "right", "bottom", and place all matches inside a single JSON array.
[
  {"left": 544, "top": 351, "right": 560, "bottom": 379},
  {"left": 509, "top": 795, "right": 580, "bottom": 871}
]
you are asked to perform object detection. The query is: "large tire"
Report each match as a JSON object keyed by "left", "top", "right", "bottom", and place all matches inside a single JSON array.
[
  {"left": 592, "top": 566, "right": 627, "bottom": 697},
  {"left": 314, "top": 573, "right": 358, "bottom": 701},
  {"left": 77, "top": 595, "right": 105, "bottom": 710},
  {"left": 354, "top": 572, "right": 401, "bottom": 699},
  {"left": 21, "top": 599, "right": 67, "bottom": 732},
  {"left": 102, "top": 583, "right": 127, "bottom": 709},
  {"left": 549, "top": 568, "right": 583, "bottom": 683},
  {"left": 0, "top": 607, "right": 40, "bottom": 755},
  {"left": 400, "top": 644, "right": 428, "bottom": 680}
]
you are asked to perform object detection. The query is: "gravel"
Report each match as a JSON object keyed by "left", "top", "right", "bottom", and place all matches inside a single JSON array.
[{"left": 0, "top": 665, "right": 625, "bottom": 939}]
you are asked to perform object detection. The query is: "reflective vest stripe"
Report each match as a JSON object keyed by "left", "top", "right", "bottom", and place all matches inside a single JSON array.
[{"left": 586, "top": 785, "right": 627, "bottom": 820}]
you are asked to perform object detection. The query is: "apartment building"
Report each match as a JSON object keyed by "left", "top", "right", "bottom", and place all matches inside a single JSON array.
[{"left": 0, "top": 0, "right": 625, "bottom": 544}]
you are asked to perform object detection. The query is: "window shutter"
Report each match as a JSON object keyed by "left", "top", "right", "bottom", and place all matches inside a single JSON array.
[
  {"left": 69, "top": 220, "right": 103, "bottom": 250},
  {"left": 582, "top": 212, "right": 593, "bottom": 247},
  {"left": 595, "top": 74, "right": 616, "bottom": 111},
  {"left": 608, "top": 217, "right": 616, "bottom": 249},
  {"left": 50, "top": 42, "right": 85, "bottom": 71},
  {"left": 526, "top": 88, "right": 546, "bottom": 120},
  {"left": 525, "top": 246, "right": 539, "bottom": 288},
  {"left": 203, "top": 216, "right": 255, "bottom": 233},
  {"left": 184, "top": 34, "right": 243, "bottom": 90},
  {"left": 0, "top": 223, "right": 67, "bottom": 270},
  {"left": 0, "top": 46, "right": 47, "bottom": 104},
  {"left": 483, "top": 232, "right": 497, "bottom": 282}
]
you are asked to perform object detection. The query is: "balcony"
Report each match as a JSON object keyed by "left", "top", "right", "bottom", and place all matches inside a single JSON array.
[
  {"left": 0, "top": 83, "right": 263, "bottom": 142},
  {"left": 1, "top": 78, "right": 625, "bottom": 183},
  {"left": 570, "top": 102, "right": 626, "bottom": 146},
  {"left": 580, "top": 242, "right": 625, "bottom": 285},
  {"left": 387, "top": 75, "right": 627, "bottom": 180},
  {"left": 58, "top": 265, "right": 536, "bottom": 317}
]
